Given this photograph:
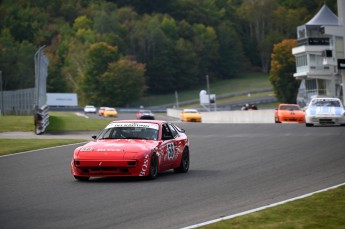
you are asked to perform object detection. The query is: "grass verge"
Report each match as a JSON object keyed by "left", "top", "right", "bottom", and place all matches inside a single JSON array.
[
  {"left": 131, "top": 73, "right": 271, "bottom": 107},
  {"left": 0, "top": 112, "right": 105, "bottom": 156},
  {"left": 47, "top": 112, "right": 110, "bottom": 131},
  {"left": 0, "top": 112, "right": 110, "bottom": 132},
  {"left": 200, "top": 185, "right": 345, "bottom": 229},
  {"left": 0, "top": 115, "right": 35, "bottom": 132},
  {"left": 0, "top": 139, "right": 85, "bottom": 156}
]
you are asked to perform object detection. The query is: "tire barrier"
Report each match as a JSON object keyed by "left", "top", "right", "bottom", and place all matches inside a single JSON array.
[{"left": 34, "top": 105, "right": 49, "bottom": 135}]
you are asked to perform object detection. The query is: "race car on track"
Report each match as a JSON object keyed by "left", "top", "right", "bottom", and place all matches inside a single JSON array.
[
  {"left": 136, "top": 110, "right": 155, "bottom": 120},
  {"left": 180, "top": 109, "right": 202, "bottom": 122},
  {"left": 274, "top": 104, "right": 305, "bottom": 123},
  {"left": 71, "top": 120, "right": 190, "bottom": 181},
  {"left": 103, "top": 107, "right": 118, "bottom": 117},
  {"left": 98, "top": 107, "right": 107, "bottom": 116},
  {"left": 305, "top": 97, "right": 345, "bottom": 127},
  {"left": 84, "top": 105, "right": 97, "bottom": 114}
]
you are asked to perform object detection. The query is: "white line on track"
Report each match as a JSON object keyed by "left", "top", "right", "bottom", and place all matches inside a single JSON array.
[{"left": 181, "top": 182, "right": 345, "bottom": 229}]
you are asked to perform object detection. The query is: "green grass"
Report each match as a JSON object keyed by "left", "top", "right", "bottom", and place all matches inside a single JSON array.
[
  {"left": 0, "top": 139, "right": 85, "bottom": 156},
  {"left": 0, "top": 111, "right": 110, "bottom": 132},
  {"left": 0, "top": 112, "right": 109, "bottom": 156},
  {"left": 47, "top": 112, "right": 110, "bottom": 131},
  {"left": 182, "top": 91, "right": 277, "bottom": 109},
  {"left": 200, "top": 185, "right": 345, "bottom": 229},
  {"left": 131, "top": 73, "right": 271, "bottom": 107},
  {"left": 0, "top": 115, "right": 35, "bottom": 132}
]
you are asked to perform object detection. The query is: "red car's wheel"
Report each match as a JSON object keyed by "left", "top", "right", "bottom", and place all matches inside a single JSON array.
[
  {"left": 74, "top": 176, "right": 90, "bottom": 181},
  {"left": 147, "top": 153, "right": 158, "bottom": 180},
  {"left": 174, "top": 148, "right": 189, "bottom": 173}
]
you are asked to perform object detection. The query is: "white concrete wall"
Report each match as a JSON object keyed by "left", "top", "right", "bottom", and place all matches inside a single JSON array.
[
  {"left": 167, "top": 108, "right": 275, "bottom": 123},
  {"left": 201, "top": 110, "right": 275, "bottom": 123},
  {"left": 167, "top": 108, "right": 181, "bottom": 119}
]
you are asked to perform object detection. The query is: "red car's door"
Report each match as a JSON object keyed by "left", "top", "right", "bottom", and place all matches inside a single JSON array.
[{"left": 160, "top": 123, "right": 181, "bottom": 169}]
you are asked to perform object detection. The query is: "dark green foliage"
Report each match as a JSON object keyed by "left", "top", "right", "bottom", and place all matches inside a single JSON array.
[
  {"left": 98, "top": 58, "right": 146, "bottom": 106},
  {"left": 0, "top": 0, "right": 330, "bottom": 104},
  {"left": 83, "top": 42, "right": 119, "bottom": 104}
]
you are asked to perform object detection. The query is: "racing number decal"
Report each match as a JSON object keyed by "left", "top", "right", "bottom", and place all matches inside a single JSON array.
[{"left": 167, "top": 143, "right": 175, "bottom": 160}]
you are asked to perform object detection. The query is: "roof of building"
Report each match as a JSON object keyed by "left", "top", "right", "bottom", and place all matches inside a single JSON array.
[{"left": 306, "top": 4, "right": 338, "bottom": 26}]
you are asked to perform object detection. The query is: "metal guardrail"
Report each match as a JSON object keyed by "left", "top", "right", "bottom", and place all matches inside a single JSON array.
[{"left": 34, "top": 105, "right": 49, "bottom": 135}]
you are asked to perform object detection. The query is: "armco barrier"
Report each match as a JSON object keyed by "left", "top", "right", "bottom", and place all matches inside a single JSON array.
[{"left": 167, "top": 108, "right": 275, "bottom": 123}]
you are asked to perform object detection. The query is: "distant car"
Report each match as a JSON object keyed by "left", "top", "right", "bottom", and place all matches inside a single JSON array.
[
  {"left": 103, "top": 107, "right": 118, "bottom": 117},
  {"left": 84, "top": 105, "right": 97, "bottom": 113},
  {"left": 305, "top": 97, "right": 345, "bottom": 127},
  {"left": 70, "top": 120, "right": 190, "bottom": 180},
  {"left": 136, "top": 110, "right": 155, "bottom": 120},
  {"left": 241, "top": 104, "right": 258, "bottom": 110},
  {"left": 98, "top": 107, "right": 107, "bottom": 116},
  {"left": 274, "top": 104, "right": 305, "bottom": 123},
  {"left": 180, "top": 109, "right": 202, "bottom": 122}
]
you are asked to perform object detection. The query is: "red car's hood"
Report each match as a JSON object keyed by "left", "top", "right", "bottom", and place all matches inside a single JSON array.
[{"left": 75, "top": 139, "right": 160, "bottom": 160}]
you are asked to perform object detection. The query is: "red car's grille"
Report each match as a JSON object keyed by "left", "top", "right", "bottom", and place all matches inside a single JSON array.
[
  {"left": 74, "top": 160, "right": 137, "bottom": 175},
  {"left": 80, "top": 167, "right": 130, "bottom": 175}
]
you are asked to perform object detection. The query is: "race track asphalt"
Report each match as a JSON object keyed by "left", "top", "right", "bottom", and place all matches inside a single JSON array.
[{"left": 0, "top": 123, "right": 344, "bottom": 229}]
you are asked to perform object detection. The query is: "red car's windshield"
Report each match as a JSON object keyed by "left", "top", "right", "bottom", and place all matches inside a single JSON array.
[{"left": 99, "top": 123, "right": 159, "bottom": 140}]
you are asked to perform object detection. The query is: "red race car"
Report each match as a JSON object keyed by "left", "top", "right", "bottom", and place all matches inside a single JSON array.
[
  {"left": 274, "top": 104, "right": 305, "bottom": 123},
  {"left": 71, "top": 120, "right": 190, "bottom": 181}
]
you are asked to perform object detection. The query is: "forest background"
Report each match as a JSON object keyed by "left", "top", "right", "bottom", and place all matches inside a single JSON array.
[{"left": 0, "top": 0, "right": 337, "bottom": 107}]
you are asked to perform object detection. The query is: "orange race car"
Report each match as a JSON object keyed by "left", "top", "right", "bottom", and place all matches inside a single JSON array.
[
  {"left": 98, "top": 107, "right": 107, "bottom": 116},
  {"left": 180, "top": 109, "right": 202, "bottom": 122},
  {"left": 274, "top": 104, "right": 305, "bottom": 123}
]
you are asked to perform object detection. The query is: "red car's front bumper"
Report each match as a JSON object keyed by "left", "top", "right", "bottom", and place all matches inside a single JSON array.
[{"left": 70, "top": 159, "right": 149, "bottom": 177}]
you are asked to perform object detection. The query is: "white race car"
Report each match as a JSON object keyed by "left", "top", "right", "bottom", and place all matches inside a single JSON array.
[
  {"left": 83, "top": 105, "right": 97, "bottom": 113},
  {"left": 305, "top": 97, "right": 345, "bottom": 127}
]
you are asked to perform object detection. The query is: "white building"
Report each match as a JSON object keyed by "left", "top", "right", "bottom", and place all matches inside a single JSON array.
[{"left": 293, "top": 1, "right": 345, "bottom": 106}]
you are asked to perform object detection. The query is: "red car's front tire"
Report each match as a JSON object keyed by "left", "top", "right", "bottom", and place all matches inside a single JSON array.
[
  {"left": 74, "top": 176, "right": 90, "bottom": 181},
  {"left": 174, "top": 148, "right": 189, "bottom": 173},
  {"left": 147, "top": 153, "right": 158, "bottom": 180}
]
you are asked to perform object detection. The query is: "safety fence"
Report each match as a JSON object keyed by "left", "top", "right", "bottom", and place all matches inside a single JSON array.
[
  {"left": 0, "top": 46, "right": 49, "bottom": 134},
  {"left": 0, "top": 88, "right": 35, "bottom": 115}
]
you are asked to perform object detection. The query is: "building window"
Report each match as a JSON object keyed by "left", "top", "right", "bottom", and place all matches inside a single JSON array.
[
  {"left": 296, "top": 55, "right": 307, "bottom": 67},
  {"left": 336, "top": 36, "right": 344, "bottom": 58}
]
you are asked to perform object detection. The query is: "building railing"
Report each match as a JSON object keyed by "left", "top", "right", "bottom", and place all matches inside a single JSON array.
[{"left": 297, "top": 37, "right": 330, "bottom": 47}]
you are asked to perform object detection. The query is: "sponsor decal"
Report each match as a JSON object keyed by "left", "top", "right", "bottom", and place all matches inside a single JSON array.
[
  {"left": 139, "top": 153, "right": 150, "bottom": 176},
  {"left": 80, "top": 147, "right": 93, "bottom": 151},
  {"left": 106, "top": 122, "right": 159, "bottom": 130},
  {"left": 167, "top": 143, "right": 175, "bottom": 160},
  {"left": 96, "top": 148, "right": 121, "bottom": 152}
]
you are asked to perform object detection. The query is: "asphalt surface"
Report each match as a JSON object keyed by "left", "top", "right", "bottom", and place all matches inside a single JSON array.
[{"left": 1, "top": 123, "right": 345, "bottom": 229}]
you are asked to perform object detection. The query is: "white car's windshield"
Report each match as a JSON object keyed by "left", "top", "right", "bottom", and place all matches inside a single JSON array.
[{"left": 311, "top": 100, "right": 341, "bottom": 107}]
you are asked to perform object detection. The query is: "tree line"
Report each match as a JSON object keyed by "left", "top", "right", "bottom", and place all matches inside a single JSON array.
[{"left": 0, "top": 0, "right": 337, "bottom": 106}]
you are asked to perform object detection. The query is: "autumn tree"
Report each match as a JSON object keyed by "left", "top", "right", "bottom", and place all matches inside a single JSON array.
[{"left": 269, "top": 39, "right": 299, "bottom": 103}]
